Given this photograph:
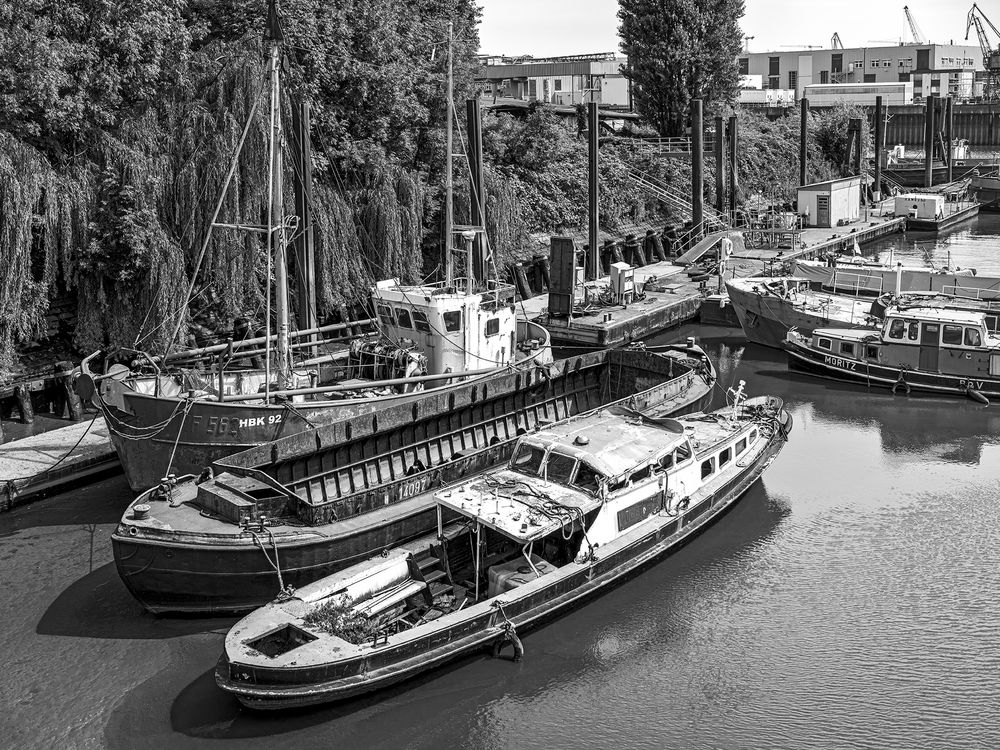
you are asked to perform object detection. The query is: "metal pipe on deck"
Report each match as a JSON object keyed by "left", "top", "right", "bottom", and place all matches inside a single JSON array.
[
  {"left": 691, "top": 99, "right": 704, "bottom": 228},
  {"left": 924, "top": 94, "right": 935, "bottom": 188},
  {"left": 799, "top": 97, "right": 809, "bottom": 186},
  {"left": 588, "top": 102, "right": 599, "bottom": 280},
  {"left": 714, "top": 115, "right": 725, "bottom": 214},
  {"left": 874, "top": 96, "right": 883, "bottom": 202}
]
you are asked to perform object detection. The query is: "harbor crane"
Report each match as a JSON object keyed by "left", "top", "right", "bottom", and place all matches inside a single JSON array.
[
  {"left": 903, "top": 5, "right": 926, "bottom": 44},
  {"left": 966, "top": 3, "right": 1000, "bottom": 100},
  {"left": 831, "top": 32, "right": 844, "bottom": 49}
]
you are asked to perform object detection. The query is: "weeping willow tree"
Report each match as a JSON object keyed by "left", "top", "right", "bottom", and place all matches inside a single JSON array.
[{"left": 0, "top": 0, "right": 482, "bottom": 378}]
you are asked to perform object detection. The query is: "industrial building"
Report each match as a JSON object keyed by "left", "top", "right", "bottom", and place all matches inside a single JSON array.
[
  {"left": 739, "top": 43, "right": 983, "bottom": 102},
  {"left": 797, "top": 177, "right": 863, "bottom": 228},
  {"left": 804, "top": 82, "right": 915, "bottom": 106},
  {"left": 477, "top": 53, "right": 631, "bottom": 108}
]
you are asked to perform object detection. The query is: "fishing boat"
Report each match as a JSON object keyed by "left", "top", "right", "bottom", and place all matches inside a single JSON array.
[
  {"left": 784, "top": 306, "right": 1000, "bottom": 403},
  {"left": 726, "top": 277, "right": 882, "bottom": 349},
  {"left": 214, "top": 385, "right": 791, "bottom": 709},
  {"left": 789, "top": 258, "right": 1000, "bottom": 297},
  {"left": 79, "top": 10, "right": 552, "bottom": 492},
  {"left": 112, "top": 343, "right": 718, "bottom": 614}
]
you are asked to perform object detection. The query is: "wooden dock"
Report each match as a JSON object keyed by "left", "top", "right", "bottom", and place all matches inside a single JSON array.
[{"left": 0, "top": 417, "right": 118, "bottom": 511}]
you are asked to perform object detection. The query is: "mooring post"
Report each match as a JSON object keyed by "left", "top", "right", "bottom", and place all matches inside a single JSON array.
[
  {"left": 924, "top": 94, "right": 935, "bottom": 188},
  {"left": 874, "top": 95, "right": 884, "bottom": 205},
  {"left": 691, "top": 99, "right": 704, "bottom": 231},
  {"left": 588, "top": 101, "right": 599, "bottom": 280},
  {"left": 727, "top": 115, "right": 738, "bottom": 216},
  {"left": 15, "top": 385, "right": 34, "bottom": 425},
  {"left": 714, "top": 115, "right": 725, "bottom": 215},
  {"left": 945, "top": 96, "right": 954, "bottom": 184},
  {"left": 55, "top": 361, "right": 83, "bottom": 421},
  {"left": 799, "top": 97, "right": 809, "bottom": 186}
]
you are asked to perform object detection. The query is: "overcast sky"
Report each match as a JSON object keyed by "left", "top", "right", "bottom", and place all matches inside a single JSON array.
[{"left": 477, "top": 0, "right": 980, "bottom": 57}]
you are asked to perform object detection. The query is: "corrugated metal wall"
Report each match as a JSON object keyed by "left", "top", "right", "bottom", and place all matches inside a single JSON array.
[{"left": 877, "top": 104, "right": 1000, "bottom": 147}]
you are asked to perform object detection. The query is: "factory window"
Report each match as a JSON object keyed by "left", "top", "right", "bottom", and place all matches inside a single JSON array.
[
  {"left": 395, "top": 308, "right": 413, "bottom": 329},
  {"left": 554, "top": 79, "right": 562, "bottom": 91},
  {"left": 943, "top": 325, "right": 963, "bottom": 345},
  {"left": 966, "top": 328, "right": 983, "bottom": 347},
  {"left": 864, "top": 74, "right": 877, "bottom": 83},
  {"left": 484, "top": 317, "right": 500, "bottom": 337},
  {"left": 443, "top": 310, "right": 462, "bottom": 332},
  {"left": 818, "top": 337, "right": 832, "bottom": 350},
  {"left": 882, "top": 60, "right": 892, "bottom": 67},
  {"left": 788, "top": 71, "right": 797, "bottom": 89},
  {"left": 870, "top": 59, "right": 879, "bottom": 68},
  {"left": 820, "top": 70, "right": 829, "bottom": 84},
  {"left": 768, "top": 76, "right": 780, "bottom": 90},
  {"left": 739, "top": 58, "right": 749, "bottom": 75},
  {"left": 769, "top": 56, "right": 780, "bottom": 75},
  {"left": 831, "top": 53, "right": 843, "bottom": 73},
  {"left": 701, "top": 458, "right": 715, "bottom": 479},
  {"left": 839, "top": 341, "right": 855, "bottom": 356},
  {"left": 852, "top": 60, "right": 863, "bottom": 69}
]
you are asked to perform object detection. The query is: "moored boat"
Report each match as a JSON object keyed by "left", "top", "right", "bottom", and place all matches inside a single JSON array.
[
  {"left": 784, "top": 305, "right": 1000, "bottom": 402},
  {"left": 214, "top": 387, "right": 791, "bottom": 708},
  {"left": 789, "top": 258, "right": 1000, "bottom": 297},
  {"left": 727, "top": 277, "right": 881, "bottom": 349},
  {"left": 112, "top": 344, "right": 717, "bottom": 614}
]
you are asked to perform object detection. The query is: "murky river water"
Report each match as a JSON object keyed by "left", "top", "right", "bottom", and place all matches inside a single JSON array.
[{"left": 3, "top": 217, "right": 1000, "bottom": 749}]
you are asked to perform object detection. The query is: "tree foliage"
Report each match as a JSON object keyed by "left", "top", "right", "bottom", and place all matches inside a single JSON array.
[
  {"left": 618, "top": 0, "right": 745, "bottom": 136},
  {"left": 0, "top": 0, "right": 480, "bottom": 377}
]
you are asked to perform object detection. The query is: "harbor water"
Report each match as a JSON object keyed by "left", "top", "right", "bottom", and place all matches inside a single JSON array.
[{"left": 3, "top": 218, "right": 1000, "bottom": 749}]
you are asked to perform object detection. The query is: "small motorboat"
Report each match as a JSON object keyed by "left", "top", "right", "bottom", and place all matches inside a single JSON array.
[{"left": 215, "top": 385, "right": 791, "bottom": 708}]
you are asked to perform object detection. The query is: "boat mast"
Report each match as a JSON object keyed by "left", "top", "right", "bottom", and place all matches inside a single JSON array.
[
  {"left": 265, "top": 1, "right": 291, "bottom": 394},
  {"left": 444, "top": 20, "right": 454, "bottom": 287}
]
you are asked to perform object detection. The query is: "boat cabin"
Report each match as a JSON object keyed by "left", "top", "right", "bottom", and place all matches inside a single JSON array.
[
  {"left": 372, "top": 279, "right": 519, "bottom": 375},
  {"left": 809, "top": 307, "right": 1000, "bottom": 376}
]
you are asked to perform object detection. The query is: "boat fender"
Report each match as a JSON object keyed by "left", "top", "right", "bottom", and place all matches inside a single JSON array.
[
  {"left": 491, "top": 622, "right": 524, "bottom": 662},
  {"left": 966, "top": 387, "right": 990, "bottom": 406}
]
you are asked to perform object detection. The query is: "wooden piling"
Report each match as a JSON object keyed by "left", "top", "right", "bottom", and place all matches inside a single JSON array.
[
  {"left": 15, "top": 385, "right": 34, "bottom": 425},
  {"left": 588, "top": 102, "right": 600, "bottom": 281},
  {"left": 55, "top": 361, "right": 83, "bottom": 421},
  {"left": 714, "top": 115, "right": 725, "bottom": 214},
  {"left": 874, "top": 96, "right": 884, "bottom": 200},
  {"left": 799, "top": 97, "right": 809, "bottom": 186},
  {"left": 924, "top": 95, "right": 935, "bottom": 188},
  {"left": 691, "top": 99, "right": 704, "bottom": 228},
  {"left": 727, "top": 116, "right": 738, "bottom": 215}
]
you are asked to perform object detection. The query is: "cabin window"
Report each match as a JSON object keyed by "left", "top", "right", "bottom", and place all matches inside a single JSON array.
[
  {"left": 629, "top": 465, "right": 652, "bottom": 484},
  {"left": 572, "top": 462, "right": 602, "bottom": 494},
  {"left": 676, "top": 442, "right": 692, "bottom": 462},
  {"left": 866, "top": 345, "right": 879, "bottom": 359},
  {"left": 485, "top": 317, "right": 501, "bottom": 337},
  {"left": 395, "top": 308, "right": 413, "bottom": 329},
  {"left": 966, "top": 328, "right": 983, "bottom": 347},
  {"left": 659, "top": 452, "right": 675, "bottom": 471},
  {"left": 376, "top": 303, "right": 395, "bottom": 327},
  {"left": 750, "top": 429, "right": 758, "bottom": 443},
  {"left": 719, "top": 448, "right": 731, "bottom": 467},
  {"left": 888, "top": 320, "right": 905, "bottom": 339},
  {"left": 818, "top": 338, "right": 832, "bottom": 350},
  {"left": 943, "top": 325, "right": 963, "bottom": 345},
  {"left": 986, "top": 315, "right": 998, "bottom": 334},
  {"left": 511, "top": 444, "right": 545, "bottom": 475},
  {"left": 701, "top": 458, "right": 715, "bottom": 479},
  {"left": 544, "top": 452, "right": 577, "bottom": 484},
  {"left": 411, "top": 310, "right": 431, "bottom": 333},
  {"left": 839, "top": 341, "right": 854, "bottom": 356},
  {"left": 735, "top": 438, "right": 747, "bottom": 455},
  {"left": 907, "top": 321, "right": 919, "bottom": 341},
  {"left": 443, "top": 310, "right": 462, "bottom": 332}
]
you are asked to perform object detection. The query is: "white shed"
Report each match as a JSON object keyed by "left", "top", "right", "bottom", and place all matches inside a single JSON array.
[{"left": 797, "top": 176, "right": 862, "bottom": 228}]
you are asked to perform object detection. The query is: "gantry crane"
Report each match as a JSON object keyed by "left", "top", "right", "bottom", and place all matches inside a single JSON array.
[
  {"left": 966, "top": 3, "right": 1000, "bottom": 101},
  {"left": 903, "top": 5, "right": 926, "bottom": 44},
  {"left": 831, "top": 32, "right": 844, "bottom": 49}
]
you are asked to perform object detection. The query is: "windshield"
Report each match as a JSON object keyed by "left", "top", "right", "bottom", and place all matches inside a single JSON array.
[
  {"left": 572, "top": 461, "right": 603, "bottom": 494},
  {"left": 544, "top": 452, "right": 577, "bottom": 484},
  {"left": 511, "top": 443, "right": 545, "bottom": 476}
]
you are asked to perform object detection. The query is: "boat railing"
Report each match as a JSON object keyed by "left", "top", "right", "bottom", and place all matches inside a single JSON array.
[
  {"left": 939, "top": 285, "right": 1000, "bottom": 303},
  {"left": 829, "top": 271, "right": 883, "bottom": 296}
]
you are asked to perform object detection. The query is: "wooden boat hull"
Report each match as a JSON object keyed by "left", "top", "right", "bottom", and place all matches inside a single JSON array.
[
  {"left": 89, "top": 322, "right": 553, "bottom": 491},
  {"left": 214, "top": 408, "right": 790, "bottom": 708},
  {"left": 784, "top": 336, "right": 1000, "bottom": 399},
  {"left": 727, "top": 281, "right": 878, "bottom": 349},
  {"left": 112, "top": 347, "right": 716, "bottom": 614}
]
